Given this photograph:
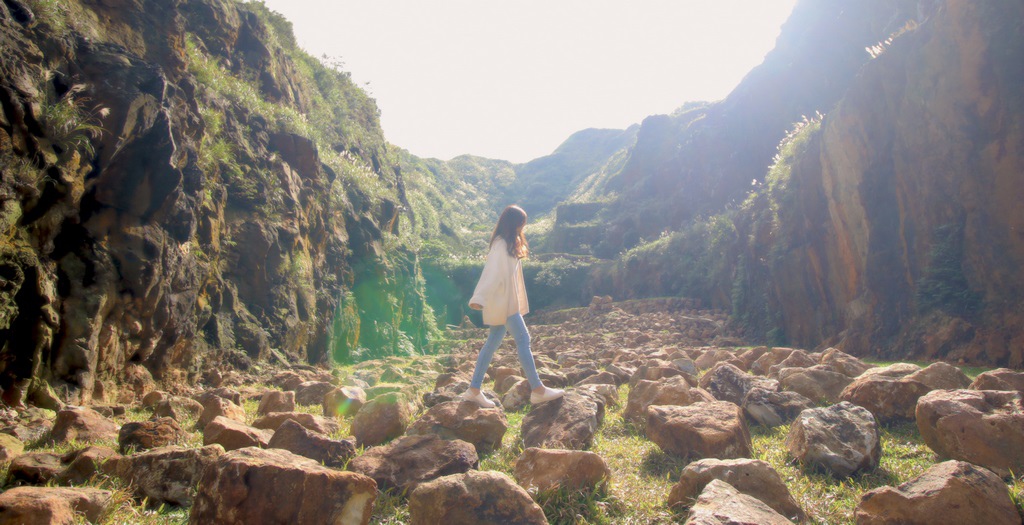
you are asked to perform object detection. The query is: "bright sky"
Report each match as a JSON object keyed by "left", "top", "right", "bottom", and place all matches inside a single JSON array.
[{"left": 258, "top": 0, "right": 798, "bottom": 163}]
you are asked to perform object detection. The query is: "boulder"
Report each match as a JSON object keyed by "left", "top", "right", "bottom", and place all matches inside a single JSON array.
[
  {"left": 786, "top": 402, "right": 880, "bottom": 478},
  {"left": 694, "top": 349, "right": 736, "bottom": 371},
  {"left": 646, "top": 401, "right": 752, "bottom": 460},
  {"left": 495, "top": 375, "right": 524, "bottom": 395},
  {"left": 839, "top": 375, "right": 932, "bottom": 423},
  {"left": 855, "top": 460, "right": 1020, "bottom": 525},
  {"left": 0, "top": 433, "right": 25, "bottom": 464},
  {"left": 118, "top": 417, "right": 184, "bottom": 453},
  {"left": 576, "top": 371, "right": 619, "bottom": 387},
  {"left": 7, "top": 452, "right": 64, "bottom": 485},
  {"left": 197, "top": 396, "right": 247, "bottom": 429},
  {"left": 666, "top": 458, "right": 805, "bottom": 522},
  {"left": 351, "top": 392, "right": 413, "bottom": 447},
  {"left": 577, "top": 384, "right": 620, "bottom": 408},
  {"left": 252, "top": 412, "right": 340, "bottom": 436},
  {"left": 347, "top": 434, "right": 478, "bottom": 493},
  {"left": 629, "top": 365, "right": 689, "bottom": 387},
  {"left": 48, "top": 407, "right": 119, "bottom": 444},
  {"left": 915, "top": 389, "right": 1024, "bottom": 477},
  {"left": 858, "top": 362, "right": 921, "bottom": 379},
  {"left": 750, "top": 347, "right": 797, "bottom": 376},
  {"left": 141, "top": 390, "right": 169, "bottom": 408},
  {"left": 767, "top": 350, "right": 817, "bottom": 378},
  {"left": 408, "top": 470, "right": 547, "bottom": 525},
  {"left": 203, "top": 416, "right": 273, "bottom": 451},
  {"left": 742, "top": 387, "right": 814, "bottom": 427},
  {"left": 153, "top": 396, "right": 204, "bottom": 422},
  {"left": 323, "top": 386, "right": 366, "bottom": 418},
  {"left": 267, "top": 419, "right": 355, "bottom": 468},
  {"left": 624, "top": 376, "right": 697, "bottom": 427},
  {"left": 0, "top": 487, "right": 112, "bottom": 524},
  {"left": 513, "top": 447, "right": 610, "bottom": 492},
  {"left": 521, "top": 392, "right": 602, "bottom": 450},
  {"left": 683, "top": 479, "right": 792, "bottom": 525},
  {"left": 189, "top": 447, "right": 377, "bottom": 525},
  {"left": 906, "top": 362, "right": 971, "bottom": 390},
  {"left": 270, "top": 371, "right": 307, "bottom": 391},
  {"left": 53, "top": 446, "right": 120, "bottom": 486},
  {"left": 111, "top": 445, "right": 224, "bottom": 507},
  {"left": 2, "top": 418, "right": 53, "bottom": 443},
  {"left": 818, "top": 348, "right": 874, "bottom": 378},
  {"left": 501, "top": 379, "right": 533, "bottom": 412},
  {"left": 196, "top": 387, "right": 242, "bottom": 406},
  {"left": 406, "top": 400, "right": 507, "bottom": 453},
  {"left": 294, "top": 381, "right": 336, "bottom": 407},
  {"left": 256, "top": 390, "right": 296, "bottom": 416},
  {"left": 778, "top": 365, "right": 853, "bottom": 404},
  {"left": 969, "top": 368, "right": 1024, "bottom": 392},
  {"left": 698, "top": 363, "right": 777, "bottom": 405}
]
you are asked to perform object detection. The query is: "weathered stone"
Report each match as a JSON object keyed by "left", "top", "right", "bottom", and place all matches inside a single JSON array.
[
  {"left": 141, "top": 391, "right": 169, "bottom": 409},
  {"left": 406, "top": 400, "right": 507, "bottom": 453},
  {"left": 840, "top": 375, "right": 932, "bottom": 423},
  {"left": 855, "top": 460, "right": 1020, "bottom": 525},
  {"left": 252, "top": 412, "right": 340, "bottom": 436},
  {"left": 629, "top": 364, "right": 689, "bottom": 388},
  {"left": 7, "top": 452, "right": 64, "bottom": 485},
  {"left": 521, "top": 392, "right": 601, "bottom": 450},
  {"left": 53, "top": 446, "right": 120, "bottom": 486},
  {"left": 969, "top": 368, "right": 1024, "bottom": 393},
  {"left": 767, "top": 350, "right": 817, "bottom": 378},
  {"left": 0, "top": 487, "right": 112, "bottom": 524},
  {"left": 48, "top": 407, "right": 119, "bottom": 444},
  {"left": 778, "top": 365, "right": 853, "bottom": 404},
  {"left": 818, "top": 348, "right": 874, "bottom": 378},
  {"left": 196, "top": 387, "right": 242, "bottom": 406},
  {"left": 683, "top": 479, "right": 792, "bottom": 525},
  {"left": 786, "top": 402, "right": 880, "bottom": 478},
  {"left": 203, "top": 416, "right": 273, "bottom": 451},
  {"left": 694, "top": 349, "right": 736, "bottom": 371},
  {"left": 576, "top": 384, "right": 620, "bottom": 408},
  {"left": 915, "top": 389, "right": 1024, "bottom": 477},
  {"left": 323, "top": 386, "right": 366, "bottom": 418},
  {"left": 742, "top": 387, "right": 814, "bottom": 427},
  {"left": 751, "top": 347, "right": 797, "bottom": 376},
  {"left": 646, "top": 401, "right": 752, "bottom": 460},
  {"left": 270, "top": 371, "right": 307, "bottom": 391},
  {"left": 267, "top": 419, "right": 355, "bottom": 468},
  {"left": 112, "top": 445, "right": 224, "bottom": 507},
  {"left": 667, "top": 458, "right": 805, "bottom": 522},
  {"left": 351, "top": 392, "right": 413, "bottom": 447},
  {"left": 624, "top": 376, "right": 698, "bottom": 427},
  {"left": 576, "top": 371, "right": 619, "bottom": 387},
  {"left": 348, "top": 434, "right": 478, "bottom": 493},
  {"left": 513, "top": 447, "right": 610, "bottom": 492},
  {"left": 698, "top": 363, "right": 778, "bottom": 405},
  {"left": 501, "top": 379, "right": 533, "bottom": 412},
  {"left": 198, "top": 396, "right": 247, "bottom": 429},
  {"left": 905, "top": 362, "right": 971, "bottom": 390},
  {"left": 294, "top": 381, "right": 336, "bottom": 406},
  {"left": 118, "top": 417, "right": 184, "bottom": 453},
  {"left": 858, "top": 362, "right": 921, "bottom": 379},
  {"left": 495, "top": 374, "right": 524, "bottom": 395},
  {"left": 2, "top": 418, "right": 53, "bottom": 444},
  {"left": 408, "top": 470, "right": 547, "bottom": 525},
  {"left": 256, "top": 390, "right": 295, "bottom": 416},
  {"left": 189, "top": 447, "right": 377, "bottom": 525},
  {"left": 153, "top": 396, "right": 204, "bottom": 422},
  {"left": 0, "top": 433, "right": 25, "bottom": 464}
]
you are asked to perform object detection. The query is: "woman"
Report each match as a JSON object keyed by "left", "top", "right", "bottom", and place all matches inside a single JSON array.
[{"left": 463, "top": 205, "right": 565, "bottom": 408}]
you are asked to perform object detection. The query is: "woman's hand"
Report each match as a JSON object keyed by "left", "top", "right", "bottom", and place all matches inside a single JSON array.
[{"left": 469, "top": 303, "right": 483, "bottom": 310}]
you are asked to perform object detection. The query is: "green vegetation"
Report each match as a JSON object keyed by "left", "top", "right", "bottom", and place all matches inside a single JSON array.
[
  {"left": 916, "top": 223, "right": 982, "bottom": 318},
  {"left": 41, "top": 85, "right": 106, "bottom": 158}
]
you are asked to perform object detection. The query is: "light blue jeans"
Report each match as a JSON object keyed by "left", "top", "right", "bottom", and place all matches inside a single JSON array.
[{"left": 470, "top": 313, "right": 543, "bottom": 390}]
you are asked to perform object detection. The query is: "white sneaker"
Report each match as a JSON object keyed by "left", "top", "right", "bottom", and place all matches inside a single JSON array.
[
  {"left": 530, "top": 387, "right": 565, "bottom": 405},
  {"left": 461, "top": 390, "right": 496, "bottom": 408}
]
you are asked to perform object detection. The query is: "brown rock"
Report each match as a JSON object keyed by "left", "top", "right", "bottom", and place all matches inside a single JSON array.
[
  {"left": 786, "top": 402, "right": 880, "bottom": 478},
  {"left": 490, "top": 366, "right": 520, "bottom": 387},
  {"left": 267, "top": 419, "right": 355, "bottom": 468},
  {"left": 0, "top": 487, "right": 112, "bottom": 524},
  {"left": 112, "top": 445, "right": 224, "bottom": 507},
  {"left": 819, "top": 348, "right": 874, "bottom": 377},
  {"left": 698, "top": 362, "right": 778, "bottom": 405},
  {"left": 915, "top": 389, "right": 1024, "bottom": 477},
  {"left": 118, "top": 417, "right": 184, "bottom": 453},
  {"left": 153, "top": 396, "right": 204, "bottom": 422},
  {"left": 294, "top": 381, "right": 336, "bottom": 406},
  {"left": 351, "top": 392, "right": 413, "bottom": 447},
  {"left": 855, "top": 460, "right": 1020, "bottom": 525},
  {"left": 646, "top": 401, "right": 752, "bottom": 460},
  {"left": 252, "top": 412, "right": 340, "bottom": 436},
  {"left": 767, "top": 350, "right": 817, "bottom": 378},
  {"left": 684, "top": 479, "right": 792, "bottom": 525},
  {"left": 7, "top": 452, "right": 64, "bottom": 485},
  {"left": 348, "top": 434, "right": 478, "bottom": 493},
  {"left": 0, "top": 433, "right": 25, "bottom": 465},
  {"left": 858, "top": 362, "right": 921, "bottom": 379},
  {"left": 778, "top": 365, "right": 853, "bottom": 404},
  {"left": 501, "top": 379, "right": 533, "bottom": 412},
  {"left": 197, "top": 396, "right": 247, "bottom": 429},
  {"left": 495, "top": 374, "right": 524, "bottom": 395},
  {"left": 905, "top": 362, "right": 971, "bottom": 390},
  {"left": 141, "top": 390, "right": 169, "bottom": 408},
  {"left": 666, "top": 458, "right": 805, "bottom": 522},
  {"left": 270, "top": 371, "right": 307, "bottom": 391},
  {"left": 521, "top": 392, "right": 602, "bottom": 450},
  {"left": 189, "top": 447, "right": 377, "bottom": 525},
  {"left": 742, "top": 387, "right": 814, "bottom": 427},
  {"left": 408, "top": 470, "right": 547, "bottom": 525},
  {"left": 2, "top": 418, "right": 53, "bottom": 443},
  {"left": 576, "top": 371, "right": 619, "bottom": 387},
  {"left": 197, "top": 387, "right": 242, "bottom": 406},
  {"left": 629, "top": 365, "right": 689, "bottom": 388},
  {"left": 751, "top": 347, "right": 797, "bottom": 376},
  {"left": 48, "top": 407, "right": 119, "bottom": 444},
  {"left": 624, "top": 376, "right": 697, "bottom": 427},
  {"left": 53, "top": 446, "right": 120, "bottom": 486},
  {"left": 840, "top": 375, "right": 932, "bottom": 423},
  {"left": 406, "top": 400, "right": 508, "bottom": 453},
  {"left": 694, "top": 349, "right": 736, "bottom": 371},
  {"left": 969, "top": 368, "right": 1024, "bottom": 392},
  {"left": 323, "top": 386, "right": 366, "bottom": 418},
  {"left": 256, "top": 390, "right": 296, "bottom": 416},
  {"left": 577, "top": 384, "right": 620, "bottom": 408},
  {"left": 203, "top": 416, "right": 273, "bottom": 451},
  {"left": 513, "top": 447, "right": 610, "bottom": 492}
]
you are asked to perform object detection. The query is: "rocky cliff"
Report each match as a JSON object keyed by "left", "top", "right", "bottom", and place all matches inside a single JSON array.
[{"left": 0, "top": 0, "right": 439, "bottom": 407}]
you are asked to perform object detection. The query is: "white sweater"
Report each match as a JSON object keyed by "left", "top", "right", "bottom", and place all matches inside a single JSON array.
[{"left": 469, "top": 238, "right": 530, "bottom": 326}]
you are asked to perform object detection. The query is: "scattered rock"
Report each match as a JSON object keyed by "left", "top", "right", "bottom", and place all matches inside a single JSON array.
[
  {"left": 0, "top": 487, "right": 113, "bottom": 524},
  {"left": 577, "top": 384, "right": 620, "bottom": 408},
  {"left": 323, "top": 386, "right": 366, "bottom": 418},
  {"left": 840, "top": 375, "right": 932, "bottom": 423},
  {"left": 252, "top": 411, "right": 340, "bottom": 436},
  {"left": 858, "top": 362, "right": 921, "bottom": 379},
  {"left": 514, "top": 447, "right": 610, "bottom": 492},
  {"left": 53, "top": 446, "right": 120, "bottom": 486},
  {"left": 267, "top": 419, "right": 355, "bottom": 468},
  {"left": 624, "top": 376, "right": 698, "bottom": 427},
  {"left": 408, "top": 470, "right": 547, "bottom": 525},
  {"left": 818, "top": 348, "right": 874, "bottom": 377},
  {"left": 646, "top": 401, "right": 753, "bottom": 460},
  {"left": 855, "top": 460, "right": 1020, "bottom": 525},
  {"left": 202, "top": 416, "right": 273, "bottom": 451},
  {"left": 294, "top": 381, "right": 336, "bottom": 406},
  {"left": 351, "top": 392, "right": 413, "bottom": 447},
  {"left": 576, "top": 371, "right": 619, "bottom": 387},
  {"left": 0, "top": 433, "right": 25, "bottom": 464},
  {"left": 2, "top": 418, "right": 53, "bottom": 443},
  {"left": 111, "top": 445, "right": 224, "bottom": 507},
  {"left": 698, "top": 362, "right": 777, "bottom": 405},
  {"left": 501, "top": 379, "right": 533, "bottom": 412},
  {"left": 767, "top": 350, "right": 817, "bottom": 378},
  {"left": 778, "top": 365, "right": 853, "bottom": 404},
  {"left": 48, "top": 407, "right": 119, "bottom": 444},
  {"left": 683, "top": 479, "right": 792, "bottom": 525},
  {"left": 118, "top": 417, "right": 184, "bottom": 453},
  {"left": 189, "top": 447, "right": 377, "bottom": 524},
  {"left": 406, "top": 400, "right": 508, "bottom": 453},
  {"left": 742, "top": 387, "right": 814, "bottom": 427},
  {"left": 915, "top": 389, "right": 1024, "bottom": 477},
  {"left": 256, "top": 390, "right": 296, "bottom": 416},
  {"left": 969, "top": 368, "right": 1024, "bottom": 393},
  {"left": 666, "top": 458, "right": 805, "bottom": 522},
  {"left": 521, "top": 392, "right": 602, "bottom": 450},
  {"left": 153, "top": 396, "right": 204, "bottom": 422},
  {"left": 348, "top": 434, "right": 478, "bottom": 493},
  {"left": 141, "top": 391, "right": 170, "bottom": 409},
  {"left": 786, "top": 402, "right": 880, "bottom": 478},
  {"left": 197, "top": 396, "right": 247, "bottom": 429},
  {"left": 906, "top": 362, "right": 971, "bottom": 390},
  {"left": 7, "top": 452, "right": 64, "bottom": 485}
]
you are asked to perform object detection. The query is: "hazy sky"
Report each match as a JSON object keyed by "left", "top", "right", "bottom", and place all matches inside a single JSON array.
[{"left": 258, "top": 0, "right": 798, "bottom": 163}]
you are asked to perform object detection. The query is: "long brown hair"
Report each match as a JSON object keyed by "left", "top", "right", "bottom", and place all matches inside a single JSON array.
[{"left": 491, "top": 205, "right": 529, "bottom": 259}]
